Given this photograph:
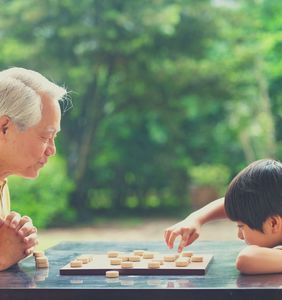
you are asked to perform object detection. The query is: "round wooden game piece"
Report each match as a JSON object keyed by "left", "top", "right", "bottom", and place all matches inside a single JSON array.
[
  {"left": 185, "top": 257, "right": 191, "bottom": 263},
  {"left": 106, "top": 270, "right": 119, "bottom": 278},
  {"left": 107, "top": 251, "right": 119, "bottom": 258},
  {"left": 191, "top": 255, "right": 203, "bottom": 262},
  {"left": 120, "top": 255, "right": 129, "bottom": 262},
  {"left": 77, "top": 256, "right": 90, "bottom": 264},
  {"left": 36, "top": 257, "right": 49, "bottom": 268},
  {"left": 143, "top": 252, "right": 154, "bottom": 259},
  {"left": 33, "top": 251, "right": 45, "bottom": 257},
  {"left": 110, "top": 258, "right": 122, "bottom": 265},
  {"left": 148, "top": 261, "right": 160, "bottom": 269},
  {"left": 175, "top": 259, "right": 189, "bottom": 267},
  {"left": 182, "top": 251, "right": 193, "bottom": 257},
  {"left": 121, "top": 261, "right": 133, "bottom": 268},
  {"left": 164, "top": 255, "right": 176, "bottom": 262},
  {"left": 70, "top": 260, "right": 83, "bottom": 268},
  {"left": 36, "top": 264, "right": 49, "bottom": 270},
  {"left": 152, "top": 259, "right": 164, "bottom": 265},
  {"left": 36, "top": 262, "right": 49, "bottom": 269},
  {"left": 35, "top": 256, "right": 48, "bottom": 263},
  {"left": 129, "top": 255, "right": 141, "bottom": 262},
  {"left": 133, "top": 250, "right": 144, "bottom": 256}
]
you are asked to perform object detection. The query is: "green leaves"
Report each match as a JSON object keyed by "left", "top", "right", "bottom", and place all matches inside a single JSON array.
[
  {"left": 8, "top": 156, "right": 74, "bottom": 228},
  {"left": 1, "top": 0, "right": 282, "bottom": 222}
]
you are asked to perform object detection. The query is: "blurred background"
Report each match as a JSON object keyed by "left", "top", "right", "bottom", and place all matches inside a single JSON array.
[{"left": 0, "top": 0, "right": 281, "bottom": 248}]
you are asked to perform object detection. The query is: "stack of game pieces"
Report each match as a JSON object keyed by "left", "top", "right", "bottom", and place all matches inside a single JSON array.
[{"left": 33, "top": 251, "right": 49, "bottom": 268}]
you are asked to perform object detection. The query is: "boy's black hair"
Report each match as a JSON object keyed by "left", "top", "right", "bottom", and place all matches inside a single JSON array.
[{"left": 224, "top": 159, "right": 282, "bottom": 232}]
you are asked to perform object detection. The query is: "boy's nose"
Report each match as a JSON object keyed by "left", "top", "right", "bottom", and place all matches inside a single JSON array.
[{"left": 237, "top": 229, "right": 244, "bottom": 240}]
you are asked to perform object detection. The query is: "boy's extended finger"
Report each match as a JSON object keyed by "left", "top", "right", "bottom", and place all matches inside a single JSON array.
[
  {"left": 167, "top": 229, "right": 182, "bottom": 249},
  {"left": 164, "top": 228, "right": 172, "bottom": 246},
  {"left": 177, "top": 231, "right": 191, "bottom": 253}
]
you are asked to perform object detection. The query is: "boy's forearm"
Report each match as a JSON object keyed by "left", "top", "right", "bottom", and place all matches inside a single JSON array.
[
  {"left": 187, "top": 197, "right": 226, "bottom": 226},
  {"left": 236, "top": 245, "right": 282, "bottom": 275}
]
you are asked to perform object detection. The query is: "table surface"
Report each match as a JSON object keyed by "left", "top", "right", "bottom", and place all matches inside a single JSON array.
[{"left": 0, "top": 240, "right": 282, "bottom": 300}]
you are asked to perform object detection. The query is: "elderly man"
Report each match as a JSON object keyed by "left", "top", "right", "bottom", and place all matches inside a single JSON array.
[{"left": 0, "top": 67, "right": 67, "bottom": 270}]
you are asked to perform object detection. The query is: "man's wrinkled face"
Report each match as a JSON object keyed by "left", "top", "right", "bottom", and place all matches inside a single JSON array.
[{"left": 5, "top": 94, "right": 61, "bottom": 178}]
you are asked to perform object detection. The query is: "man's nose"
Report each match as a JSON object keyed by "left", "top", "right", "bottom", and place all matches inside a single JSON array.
[{"left": 45, "top": 139, "right": 56, "bottom": 156}]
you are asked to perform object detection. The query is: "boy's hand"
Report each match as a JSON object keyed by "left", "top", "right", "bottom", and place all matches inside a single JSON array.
[
  {"left": 164, "top": 216, "right": 201, "bottom": 252},
  {"left": 4, "top": 212, "right": 38, "bottom": 256}
]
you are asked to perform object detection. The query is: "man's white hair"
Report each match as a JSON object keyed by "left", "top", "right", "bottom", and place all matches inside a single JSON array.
[{"left": 0, "top": 67, "right": 67, "bottom": 130}]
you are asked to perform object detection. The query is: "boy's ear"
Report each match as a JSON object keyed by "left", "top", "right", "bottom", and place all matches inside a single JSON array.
[{"left": 267, "top": 215, "right": 282, "bottom": 233}]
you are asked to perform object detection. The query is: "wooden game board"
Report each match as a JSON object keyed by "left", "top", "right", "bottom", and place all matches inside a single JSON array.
[{"left": 60, "top": 253, "right": 213, "bottom": 276}]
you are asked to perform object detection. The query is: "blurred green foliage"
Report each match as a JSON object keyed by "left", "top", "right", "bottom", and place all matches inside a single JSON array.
[
  {"left": 188, "top": 164, "right": 231, "bottom": 195},
  {"left": 8, "top": 156, "right": 74, "bottom": 228},
  {"left": 0, "top": 0, "right": 282, "bottom": 226}
]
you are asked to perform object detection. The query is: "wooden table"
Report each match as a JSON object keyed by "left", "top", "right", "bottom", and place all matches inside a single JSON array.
[{"left": 0, "top": 240, "right": 282, "bottom": 300}]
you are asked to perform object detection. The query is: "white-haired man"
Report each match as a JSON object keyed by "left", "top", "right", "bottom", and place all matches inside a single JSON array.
[{"left": 0, "top": 67, "right": 67, "bottom": 271}]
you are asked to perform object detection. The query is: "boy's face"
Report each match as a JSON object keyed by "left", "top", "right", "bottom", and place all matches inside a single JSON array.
[{"left": 237, "top": 222, "right": 276, "bottom": 247}]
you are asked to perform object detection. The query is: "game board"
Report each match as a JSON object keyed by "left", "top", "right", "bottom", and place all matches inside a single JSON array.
[{"left": 60, "top": 252, "right": 213, "bottom": 275}]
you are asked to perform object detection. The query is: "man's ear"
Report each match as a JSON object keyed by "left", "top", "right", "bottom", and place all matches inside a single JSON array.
[{"left": 0, "top": 115, "right": 11, "bottom": 136}]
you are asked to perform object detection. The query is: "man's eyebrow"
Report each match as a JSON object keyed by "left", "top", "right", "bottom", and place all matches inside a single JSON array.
[{"left": 45, "top": 127, "right": 61, "bottom": 133}]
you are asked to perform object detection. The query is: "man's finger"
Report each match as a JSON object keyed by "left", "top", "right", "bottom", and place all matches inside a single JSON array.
[
  {"left": 16, "top": 216, "right": 32, "bottom": 231},
  {"left": 18, "top": 223, "right": 37, "bottom": 237},
  {"left": 5, "top": 211, "right": 21, "bottom": 228},
  {"left": 23, "top": 233, "right": 39, "bottom": 248}
]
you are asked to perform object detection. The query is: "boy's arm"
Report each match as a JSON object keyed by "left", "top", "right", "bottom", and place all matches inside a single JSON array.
[
  {"left": 236, "top": 245, "right": 282, "bottom": 275},
  {"left": 164, "top": 197, "right": 226, "bottom": 252}
]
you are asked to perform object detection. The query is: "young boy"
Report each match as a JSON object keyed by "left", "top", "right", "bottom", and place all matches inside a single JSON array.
[{"left": 164, "top": 159, "right": 282, "bottom": 275}]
